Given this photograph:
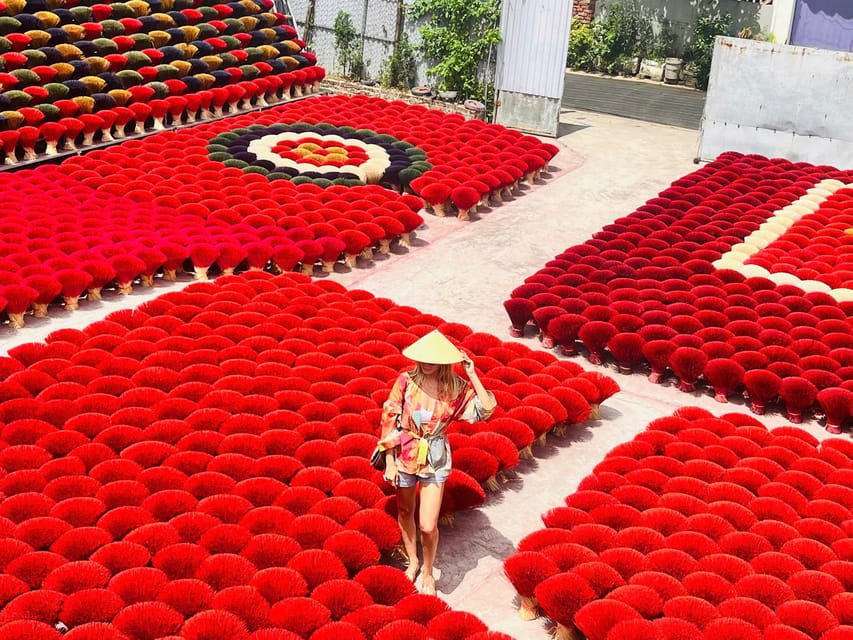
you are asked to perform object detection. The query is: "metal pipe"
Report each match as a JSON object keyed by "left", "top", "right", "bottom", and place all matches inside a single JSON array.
[{"left": 361, "top": 0, "right": 370, "bottom": 77}]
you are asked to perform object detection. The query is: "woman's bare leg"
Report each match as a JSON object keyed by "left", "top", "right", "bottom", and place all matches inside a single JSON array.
[
  {"left": 418, "top": 481, "right": 445, "bottom": 595},
  {"left": 396, "top": 485, "right": 419, "bottom": 580}
]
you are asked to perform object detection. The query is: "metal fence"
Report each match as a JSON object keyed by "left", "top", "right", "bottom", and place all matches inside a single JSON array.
[{"left": 287, "top": 0, "right": 429, "bottom": 84}]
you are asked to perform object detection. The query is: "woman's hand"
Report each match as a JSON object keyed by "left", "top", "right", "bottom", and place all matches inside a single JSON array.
[
  {"left": 383, "top": 457, "right": 398, "bottom": 486},
  {"left": 460, "top": 352, "right": 476, "bottom": 375},
  {"left": 462, "top": 350, "right": 497, "bottom": 412}
]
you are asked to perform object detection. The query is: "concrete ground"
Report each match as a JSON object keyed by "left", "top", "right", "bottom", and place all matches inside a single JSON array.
[{"left": 0, "top": 108, "right": 839, "bottom": 639}]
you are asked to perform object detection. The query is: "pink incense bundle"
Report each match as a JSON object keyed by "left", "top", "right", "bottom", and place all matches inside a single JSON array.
[
  {"left": 133, "top": 247, "right": 168, "bottom": 287},
  {"left": 450, "top": 186, "right": 480, "bottom": 221},
  {"left": 55, "top": 269, "right": 94, "bottom": 310},
  {"left": 668, "top": 347, "right": 708, "bottom": 392},
  {"left": 641, "top": 340, "right": 678, "bottom": 384},
  {"left": 703, "top": 358, "right": 745, "bottom": 402},
  {"left": 742, "top": 370, "right": 782, "bottom": 415},
  {"left": 80, "top": 260, "right": 116, "bottom": 301},
  {"left": 576, "top": 371, "right": 620, "bottom": 420},
  {"left": 188, "top": 244, "right": 220, "bottom": 281},
  {"left": 158, "top": 243, "right": 188, "bottom": 281},
  {"left": 17, "top": 126, "right": 39, "bottom": 161},
  {"left": 2, "top": 284, "right": 38, "bottom": 328},
  {"left": 607, "top": 333, "right": 646, "bottom": 374},
  {"left": 372, "top": 216, "right": 405, "bottom": 254},
  {"left": 503, "top": 551, "right": 560, "bottom": 620},
  {"left": 109, "top": 255, "right": 146, "bottom": 294},
  {"left": 39, "top": 122, "right": 66, "bottom": 156},
  {"left": 0, "top": 130, "right": 20, "bottom": 164},
  {"left": 419, "top": 183, "right": 452, "bottom": 216},
  {"left": 127, "top": 103, "right": 153, "bottom": 135},
  {"left": 578, "top": 320, "right": 617, "bottom": 365},
  {"left": 534, "top": 572, "right": 596, "bottom": 640},
  {"left": 245, "top": 242, "right": 274, "bottom": 271},
  {"left": 503, "top": 298, "right": 536, "bottom": 338},
  {"left": 817, "top": 387, "right": 852, "bottom": 434},
  {"left": 24, "top": 274, "right": 62, "bottom": 318},
  {"left": 532, "top": 306, "right": 565, "bottom": 349},
  {"left": 215, "top": 244, "right": 249, "bottom": 276},
  {"left": 778, "top": 377, "right": 818, "bottom": 423}
]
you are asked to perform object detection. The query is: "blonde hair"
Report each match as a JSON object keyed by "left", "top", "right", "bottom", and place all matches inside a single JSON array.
[{"left": 409, "top": 363, "right": 465, "bottom": 400}]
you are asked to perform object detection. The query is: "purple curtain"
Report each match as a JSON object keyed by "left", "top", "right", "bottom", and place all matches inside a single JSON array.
[{"left": 791, "top": 0, "right": 853, "bottom": 51}]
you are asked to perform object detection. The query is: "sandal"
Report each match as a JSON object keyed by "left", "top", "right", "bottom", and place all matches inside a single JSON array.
[
  {"left": 405, "top": 562, "right": 420, "bottom": 582},
  {"left": 421, "top": 576, "right": 436, "bottom": 596}
]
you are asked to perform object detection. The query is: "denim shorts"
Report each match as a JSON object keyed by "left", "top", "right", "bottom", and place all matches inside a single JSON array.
[{"left": 397, "top": 469, "right": 450, "bottom": 487}]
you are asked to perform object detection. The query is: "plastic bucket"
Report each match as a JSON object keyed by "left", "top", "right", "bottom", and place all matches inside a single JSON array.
[{"left": 664, "top": 58, "right": 682, "bottom": 84}]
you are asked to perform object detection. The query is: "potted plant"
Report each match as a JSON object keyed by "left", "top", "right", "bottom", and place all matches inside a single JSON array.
[
  {"left": 681, "top": 62, "right": 698, "bottom": 89},
  {"left": 436, "top": 82, "right": 458, "bottom": 100},
  {"left": 638, "top": 57, "right": 664, "bottom": 81},
  {"left": 637, "top": 17, "right": 674, "bottom": 82},
  {"left": 618, "top": 54, "right": 640, "bottom": 76}
]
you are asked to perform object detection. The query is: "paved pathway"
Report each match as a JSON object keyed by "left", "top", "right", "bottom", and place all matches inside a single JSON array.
[{"left": 563, "top": 70, "right": 706, "bottom": 131}]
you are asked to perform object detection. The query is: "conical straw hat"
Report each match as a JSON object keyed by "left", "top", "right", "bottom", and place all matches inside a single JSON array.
[{"left": 402, "top": 330, "right": 463, "bottom": 364}]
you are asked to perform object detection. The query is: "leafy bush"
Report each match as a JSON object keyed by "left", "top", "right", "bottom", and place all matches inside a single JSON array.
[
  {"left": 410, "top": 0, "right": 501, "bottom": 98},
  {"left": 567, "top": 1, "right": 658, "bottom": 75},
  {"left": 381, "top": 32, "right": 418, "bottom": 89},
  {"left": 689, "top": 12, "right": 733, "bottom": 90},
  {"left": 567, "top": 19, "right": 601, "bottom": 71},
  {"left": 597, "top": 0, "right": 653, "bottom": 71}
]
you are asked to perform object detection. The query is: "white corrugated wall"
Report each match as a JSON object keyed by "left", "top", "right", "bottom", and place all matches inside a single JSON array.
[{"left": 495, "top": 0, "right": 573, "bottom": 100}]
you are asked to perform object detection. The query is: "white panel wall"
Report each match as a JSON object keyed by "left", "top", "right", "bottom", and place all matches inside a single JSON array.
[
  {"left": 493, "top": 0, "right": 572, "bottom": 136},
  {"left": 699, "top": 37, "right": 853, "bottom": 167},
  {"left": 495, "top": 0, "right": 573, "bottom": 99}
]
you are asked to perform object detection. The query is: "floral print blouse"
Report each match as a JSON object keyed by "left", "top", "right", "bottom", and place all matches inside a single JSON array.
[{"left": 378, "top": 372, "right": 495, "bottom": 476}]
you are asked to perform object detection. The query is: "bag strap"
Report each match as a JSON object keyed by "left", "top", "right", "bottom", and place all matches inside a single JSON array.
[{"left": 393, "top": 373, "right": 407, "bottom": 431}]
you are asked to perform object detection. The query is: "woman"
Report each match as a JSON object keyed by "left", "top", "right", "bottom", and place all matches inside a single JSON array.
[{"left": 378, "top": 330, "right": 496, "bottom": 595}]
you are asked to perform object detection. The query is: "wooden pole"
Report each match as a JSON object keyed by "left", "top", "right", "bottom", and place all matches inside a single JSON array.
[
  {"left": 394, "top": 0, "right": 404, "bottom": 44},
  {"left": 303, "top": 0, "right": 316, "bottom": 44}
]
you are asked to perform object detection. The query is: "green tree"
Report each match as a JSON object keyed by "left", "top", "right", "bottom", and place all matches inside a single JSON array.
[
  {"left": 409, "top": 0, "right": 501, "bottom": 98},
  {"left": 333, "top": 11, "right": 359, "bottom": 78},
  {"left": 381, "top": 32, "right": 418, "bottom": 89}
]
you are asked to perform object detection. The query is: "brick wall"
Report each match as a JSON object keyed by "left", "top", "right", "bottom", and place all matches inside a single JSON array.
[{"left": 572, "top": 0, "right": 598, "bottom": 24}]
